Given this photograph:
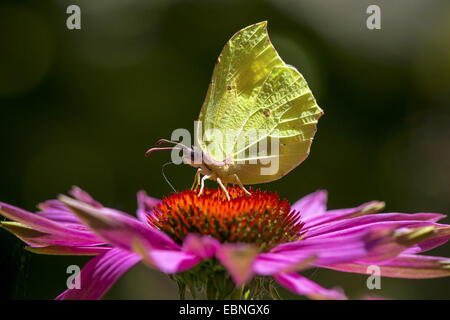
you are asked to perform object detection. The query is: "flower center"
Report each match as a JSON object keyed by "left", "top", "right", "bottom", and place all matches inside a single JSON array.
[{"left": 147, "top": 187, "right": 304, "bottom": 251}]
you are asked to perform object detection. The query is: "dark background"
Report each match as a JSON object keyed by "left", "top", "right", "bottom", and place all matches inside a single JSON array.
[{"left": 1, "top": 0, "right": 449, "bottom": 299}]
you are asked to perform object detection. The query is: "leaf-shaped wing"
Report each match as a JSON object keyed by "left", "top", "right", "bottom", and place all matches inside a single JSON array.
[{"left": 197, "top": 21, "right": 323, "bottom": 184}]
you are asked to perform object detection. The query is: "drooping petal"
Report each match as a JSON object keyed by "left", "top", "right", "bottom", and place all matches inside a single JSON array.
[
  {"left": 272, "top": 223, "right": 440, "bottom": 268},
  {"left": 253, "top": 252, "right": 316, "bottom": 275},
  {"left": 291, "top": 190, "right": 327, "bottom": 221},
  {"left": 69, "top": 186, "right": 103, "bottom": 208},
  {"left": 271, "top": 231, "right": 370, "bottom": 265},
  {"left": 0, "top": 202, "right": 99, "bottom": 243},
  {"left": 1, "top": 221, "right": 103, "bottom": 247},
  {"left": 37, "top": 200, "right": 83, "bottom": 226},
  {"left": 216, "top": 243, "right": 259, "bottom": 286},
  {"left": 137, "top": 190, "right": 160, "bottom": 223},
  {"left": 35, "top": 210, "right": 83, "bottom": 225},
  {"left": 403, "top": 224, "right": 450, "bottom": 254},
  {"left": 38, "top": 199, "right": 71, "bottom": 212},
  {"left": 303, "top": 201, "right": 385, "bottom": 229},
  {"left": 59, "top": 195, "right": 179, "bottom": 251},
  {"left": 361, "top": 225, "right": 437, "bottom": 262},
  {"left": 148, "top": 250, "right": 201, "bottom": 273},
  {"left": 132, "top": 238, "right": 201, "bottom": 273},
  {"left": 303, "top": 213, "right": 442, "bottom": 239},
  {"left": 183, "top": 234, "right": 220, "bottom": 259},
  {"left": 56, "top": 248, "right": 141, "bottom": 300},
  {"left": 37, "top": 186, "right": 104, "bottom": 224},
  {"left": 321, "top": 254, "right": 450, "bottom": 279},
  {"left": 275, "top": 272, "right": 346, "bottom": 300}
]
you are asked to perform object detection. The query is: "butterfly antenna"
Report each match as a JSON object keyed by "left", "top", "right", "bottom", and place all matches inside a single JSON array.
[
  {"left": 145, "top": 146, "right": 184, "bottom": 157},
  {"left": 146, "top": 139, "right": 191, "bottom": 158},
  {"left": 162, "top": 161, "right": 178, "bottom": 194},
  {"left": 156, "top": 139, "right": 181, "bottom": 146}
]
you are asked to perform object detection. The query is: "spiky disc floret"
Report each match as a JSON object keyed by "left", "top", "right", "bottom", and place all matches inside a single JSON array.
[{"left": 147, "top": 186, "right": 304, "bottom": 251}]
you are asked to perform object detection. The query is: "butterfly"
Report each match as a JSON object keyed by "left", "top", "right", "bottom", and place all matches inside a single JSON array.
[{"left": 147, "top": 21, "right": 323, "bottom": 200}]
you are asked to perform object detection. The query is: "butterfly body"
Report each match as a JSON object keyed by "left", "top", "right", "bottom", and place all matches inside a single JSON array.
[{"left": 182, "top": 148, "right": 245, "bottom": 197}]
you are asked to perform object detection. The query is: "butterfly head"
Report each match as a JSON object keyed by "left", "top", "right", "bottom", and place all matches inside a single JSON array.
[
  {"left": 180, "top": 146, "right": 199, "bottom": 166},
  {"left": 146, "top": 139, "right": 210, "bottom": 172}
]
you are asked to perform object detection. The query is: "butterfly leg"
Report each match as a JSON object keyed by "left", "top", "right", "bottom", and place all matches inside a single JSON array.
[
  {"left": 190, "top": 168, "right": 202, "bottom": 190},
  {"left": 198, "top": 174, "right": 211, "bottom": 197},
  {"left": 216, "top": 177, "right": 230, "bottom": 201},
  {"left": 234, "top": 174, "right": 251, "bottom": 195}
]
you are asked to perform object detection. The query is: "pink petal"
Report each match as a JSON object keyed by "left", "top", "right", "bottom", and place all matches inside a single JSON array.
[
  {"left": 216, "top": 243, "right": 259, "bottom": 286},
  {"left": 38, "top": 199, "right": 71, "bottom": 212},
  {"left": 272, "top": 220, "right": 443, "bottom": 267},
  {"left": 183, "top": 234, "right": 220, "bottom": 259},
  {"left": 271, "top": 231, "right": 369, "bottom": 265},
  {"left": 1, "top": 221, "right": 103, "bottom": 247},
  {"left": 136, "top": 190, "right": 160, "bottom": 223},
  {"left": 304, "top": 201, "right": 385, "bottom": 229},
  {"left": 69, "top": 186, "right": 103, "bottom": 208},
  {"left": 253, "top": 253, "right": 316, "bottom": 275},
  {"left": 59, "top": 195, "right": 179, "bottom": 252},
  {"left": 291, "top": 190, "right": 327, "bottom": 221},
  {"left": 0, "top": 202, "right": 99, "bottom": 243},
  {"left": 147, "top": 249, "right": 201, "bottom": 273},
  {"left": 127, "top": 237, "right": 202, "bottom": 274},
  {"left": 403, "top": 224, "right": 450, "bottom": 254},
  {"left": 275, "top": 272, "right": 346, "bottom": 300},
  {"left": 56, "top": 248, "right": 141, "bottom": 300},
  {"left": 304, "top": 213, "right": 441, "bottom": 239},
  {"left": 360, "top": 225, "right": 438, "bottom": 262},
  {"left": 35, "top": 210, "right": 83, "bottom": 225},
  {"left": 37, "top": 186, "right": 106, "bottom": 224},
  {"left": 322, "top": 254, "right": 450, "bottom": 279}
]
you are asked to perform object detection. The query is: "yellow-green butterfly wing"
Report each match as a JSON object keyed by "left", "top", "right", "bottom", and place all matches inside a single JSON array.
[{"left": 196, "top": 21, "right": 323, "bottom": 185}]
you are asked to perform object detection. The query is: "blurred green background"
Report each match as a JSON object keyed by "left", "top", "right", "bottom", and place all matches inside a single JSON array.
[{"left": 1, "top": 0, "right": 449, "bottom": 299}]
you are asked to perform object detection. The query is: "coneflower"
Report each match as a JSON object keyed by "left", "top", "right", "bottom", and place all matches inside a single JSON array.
[{"left": 1, "top": 186, "right": 449, "bottom": 300}]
